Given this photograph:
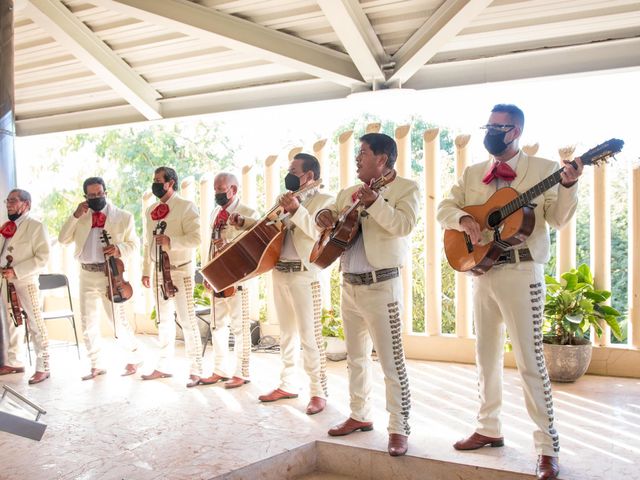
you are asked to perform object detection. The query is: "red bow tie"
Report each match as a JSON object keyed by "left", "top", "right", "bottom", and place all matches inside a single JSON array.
[
  {"left": 0, "top": 221, "right": 17, "bottom": 239},
  {"left": 482, "top": 161, "right": 517, "bottom": 184},
  {"left": 215, "top": 208, "right": 229, "bottom": 228},
  {"left": 91, "top": 212, "right": 106, "bottom": 228}
]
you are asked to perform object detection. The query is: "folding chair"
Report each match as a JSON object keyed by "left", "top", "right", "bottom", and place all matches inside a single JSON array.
[{"left": 38, "top": 274, "right": 80, "bottom": 359}]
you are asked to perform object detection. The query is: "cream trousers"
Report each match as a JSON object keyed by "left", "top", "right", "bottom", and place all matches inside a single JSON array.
[
  {"left": 151, "top": 269, "right": 203, "bottom": 376},
  {"left": 340, "top": 275, "right": 411, "bottom": 436},
  {"left": 272, "top": 269, "right": 327, "bottom": 398},
  {"left": 208, "top": 287, "right": 250, "bottom": 379},
  {"left": 3, "top": 280, "right": 49, "bottom": 372},
  {"left": 79, "top": 268, "right": 140, "bottom": 369},
  {"left": 472, "top": 261, "right": 559, "bottom": 457}
]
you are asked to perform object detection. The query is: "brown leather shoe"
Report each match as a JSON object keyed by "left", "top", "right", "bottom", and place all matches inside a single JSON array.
[
  {"left": 141, "top": 369, "right": 172, "bottom": 381},
  {"left": 224, "top": 376, "right": 250, "bottom": 389},
  {"left": 186, "top": 375, "right": 201, "bottom": 388},
  {"left": 388, "top": 433, "right": 408, "bottom": 456},
  {"left": 453, "top": 432, "right": 504, "bottom": 450},
  {"left": 198, "top": 373, "right": 229, "bottom": 385},
  {"left": 306, "top": 396, "right": 326, "bottom": 415},
  {"left": 536, "top": 455, "right": 560, "bottom": 480},
  {"left": 258, "top": 388, "right": 298, "bottom": 402},
  {"left": 0, "top": 365, "right": 25, "bottom": 375},
  {"left": 328, "top": 417, "right": 374, "bottom": 436},
  {"left": 81, "top": 368, "right": 107, "bottom": 381},
  {"left": 121, "top": 363, "right": 141, "bottom": 376},
  {"left": 28, "top": 371, "right": 50, "bottom": 385}
]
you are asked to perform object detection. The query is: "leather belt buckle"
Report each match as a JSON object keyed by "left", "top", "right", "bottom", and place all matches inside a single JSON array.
[
  {"left": 81, "top": 262, "right": 106, "bottom": 273},
  {"left": 275, "top": 261, "right": 305, "bottom": 273},
  {"left": 343, "top": 267, "right": 399, "bottom": 286}
]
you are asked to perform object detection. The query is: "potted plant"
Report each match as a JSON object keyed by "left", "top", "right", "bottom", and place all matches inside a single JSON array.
[
  {"left": 321, "top": 308, "right": 347, "bottom": 361},
  {"left": 543, "top": 263, "right": 624, "bottom": 382}
]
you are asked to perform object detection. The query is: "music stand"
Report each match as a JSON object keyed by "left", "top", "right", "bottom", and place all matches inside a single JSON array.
[{"left": 0, "top": 384, "right": 47, "bottom": 441}]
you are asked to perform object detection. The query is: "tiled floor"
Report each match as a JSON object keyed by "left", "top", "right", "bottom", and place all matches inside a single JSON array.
[{"left": 1, "top": 335, "right": 638, "bottom": 480}]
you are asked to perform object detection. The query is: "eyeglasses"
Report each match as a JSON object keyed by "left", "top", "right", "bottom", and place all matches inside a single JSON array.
[
  {"left": 481, "top": 124, "right": 516, "bottom": 133},
  {"left": 4, "top": 198, "right": 22, "bottom": 205}
]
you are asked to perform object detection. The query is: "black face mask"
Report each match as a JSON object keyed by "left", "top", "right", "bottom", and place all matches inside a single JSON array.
[
  {"left": 284, "top": 173, "right": 301, "bottom": 192},
  {"left": 87, "top": 197, "right": 107, "bottom": 212},
  {"left": 8, "top": 212, "right": 21, "bottom": 222},
  {"left": 483, "top": 131, "right": 513, "bottom": 156},
  {"left": 152, "top": 182, "right": 167, "bottom": 199},
  {"left": 215, "top": 192, "right": 230, "bottom": 206}
]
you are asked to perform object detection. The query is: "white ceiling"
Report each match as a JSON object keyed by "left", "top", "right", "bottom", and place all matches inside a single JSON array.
[{"left": 12, "top": 0, "right": 640, "bottom": 135}]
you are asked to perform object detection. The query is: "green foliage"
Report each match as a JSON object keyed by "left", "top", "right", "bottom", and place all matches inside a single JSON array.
[
  {"left": 321, "top": 308, "right": 345, "bottom": 340},
  {"left": 544, "top": 263, "right": 624, "bottom": 345},
  {"left": 40, "top": 122, "right": 238, "bottom": 238}
]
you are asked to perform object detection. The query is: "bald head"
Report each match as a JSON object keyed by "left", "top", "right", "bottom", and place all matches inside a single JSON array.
[{"left": 214, "top": 172, "right": 239, "bottom": 207}]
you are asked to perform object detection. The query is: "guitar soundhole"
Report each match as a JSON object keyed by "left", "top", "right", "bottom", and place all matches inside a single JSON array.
[{"left": 487, "top": 211, "right": 502, "bottom": 228}]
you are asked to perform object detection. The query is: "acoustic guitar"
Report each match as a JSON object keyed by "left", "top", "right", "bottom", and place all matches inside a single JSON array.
[
  {"left": 310, "top": 170, "right": 395, "bottom": 269},
  {"left": 444, "top": 138, "right": 624, "bottom": 276}
]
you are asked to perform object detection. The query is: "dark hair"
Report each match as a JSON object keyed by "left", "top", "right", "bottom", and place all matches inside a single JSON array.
[
  {"left": 491, "top": 104, "right": 525, "bottom": 129},
  {"left": 359, "top": 133, "right": 398, "bottom": 169},
  {"left": 8, "top": 188, "right": 31, "bottom": 207},
  {"left": 155, "top": 166, "right": 179, "bottom": 191},
  {"left": 83, "top": 177, "right": 106, "bottom": 194},
  {"left": 293, "top": 153, "right": 321, "bottom": 180}
]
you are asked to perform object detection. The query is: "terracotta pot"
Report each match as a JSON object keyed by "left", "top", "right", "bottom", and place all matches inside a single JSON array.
[
  {"left": 324, "top": 336, "right": 347, "bottom": 361},
  {"left": 543, "top": 338, "right": 592, "bottom": 382}
]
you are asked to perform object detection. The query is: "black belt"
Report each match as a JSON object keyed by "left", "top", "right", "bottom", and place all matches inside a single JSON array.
[
  {"left": 494, "top": 248, "right": 533, "bottom": 266},
  {"left": 275, "top": 261, "right": 307, "bottom": 273},
  {"left": 81, "top": 262, "right": 106, "bottom": 272},
  {"left": 343, "top": 267, "right": 399, "bottom": 286}
]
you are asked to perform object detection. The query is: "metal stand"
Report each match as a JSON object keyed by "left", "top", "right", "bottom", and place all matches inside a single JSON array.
[{"left": 0, "top": 384, "right": 47, "bottom": 441}]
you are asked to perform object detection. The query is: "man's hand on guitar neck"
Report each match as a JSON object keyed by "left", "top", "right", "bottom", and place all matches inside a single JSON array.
[
  {"left": 460, "top": 216, "right": 482, "bottom": 245},
  {"left": 315, "top": 209, "right": 335, "bottom": 230},
  {"left": 560, "top": 157, "right": 584, "bottom": 188}
]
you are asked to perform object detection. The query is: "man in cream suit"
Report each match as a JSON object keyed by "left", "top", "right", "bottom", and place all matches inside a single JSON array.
[
  {"left": 59, "top": 177, "right": 141, "bottom": 380},
  {"left": 141, "top": 166, "right": 203, "bottom": 388},
  {"left": 199, "top": 172, "right": 258, "bottom": 389},
  {"left": 232, "top": 153, "right": 332, "bottom": 415},
  {"left": 0, "top": 189, "right": 51, "bottom": 384},
  {"left": 316, "top": 133, "right": 419, "bottom": 457},
  {"left": 437, "top": 104, "right": 583, "bottom": 480}
]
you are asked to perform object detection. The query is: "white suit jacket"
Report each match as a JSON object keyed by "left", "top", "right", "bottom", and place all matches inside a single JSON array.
[
  {"left": 58, "top": 202, "right": 138, "bottom": 263},
  {"left": 328, "top": 175, "right": 420, "bottom": 269},
  {"left": 142, "top": 193, "right": 200, "bottom": 277},
  {"left": 0, "top": 214, "right": 50, "bottom": 285},
  {"left": 437, "top": 150, "right": 579, "bottom": 264}
]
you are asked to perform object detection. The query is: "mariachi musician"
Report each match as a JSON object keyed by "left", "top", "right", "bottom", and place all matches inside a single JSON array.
[
  {"left": 231, "top": 153, "right": 333, "bottom": 415},
  {"left": 316, "top": 133, "right": 420, "bottom": 457},
  {"left": 197, "top": 172, "right": 259, "bottom": 388},
  {"left": 141, "top": 166, "right": 203, "bottom": 388},
  {"left": 59, "top": 177, "right": 141, "bottom": 380},
  {"left": 0, "top": 189, "right": 51, "bottom": 384}
]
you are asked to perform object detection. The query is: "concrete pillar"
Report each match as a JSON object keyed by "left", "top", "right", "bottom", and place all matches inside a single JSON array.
[
  {"left": 423, "top": 128, "right": 442, "bottom": 336},
  {"left": 0, "top": 0, "right": 17, "bottom": 366},
  {"left": 395, "top": 125, "right": 413, "bottom": 329},
  {"left": 454, "top": 135, "right": 472, "bottom": 338}
]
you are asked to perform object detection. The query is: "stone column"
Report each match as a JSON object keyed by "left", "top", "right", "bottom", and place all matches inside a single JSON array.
[{"left": 0, "top": 0, "right": 17, "bottom": 366}]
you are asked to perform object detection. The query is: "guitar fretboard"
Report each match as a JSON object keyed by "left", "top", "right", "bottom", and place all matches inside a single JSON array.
[{"left": 499, "top": 169, "right": 566, "bottom": 218}]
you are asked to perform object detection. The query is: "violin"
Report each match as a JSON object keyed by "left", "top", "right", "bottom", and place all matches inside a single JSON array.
[
  {"left": 3, "top": 256, "right": 25, "bottom": 327},
  {"left": 209, "top": 221, "right": 236, "bottom": 298},
  {"left": 100, "top": 230, "right": 133, "bottom": 303},
  {"left": 154, "top": 220, "right": 178, "bottom": 300}
]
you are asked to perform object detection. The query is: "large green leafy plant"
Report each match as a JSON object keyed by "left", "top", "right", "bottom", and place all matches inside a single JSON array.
[{"left": 544, "top": 264, "right": 623, "bottom": 345}]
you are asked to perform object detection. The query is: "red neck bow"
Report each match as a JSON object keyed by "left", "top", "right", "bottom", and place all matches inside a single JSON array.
[
  {"left": 214, "top": 208, "right": 229, "bottom": 228},
  {"left": 482, "top": 161, "right": 517, "bottom": 184},
  {"left": 91, "top": 212, "right": 106, "bottom": 229},
  {"left": 151, "top": 203, "right": 170, "bottom": 221},
  {"left": 0, "top": 221, "right": 17, "bottom": 239}
]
